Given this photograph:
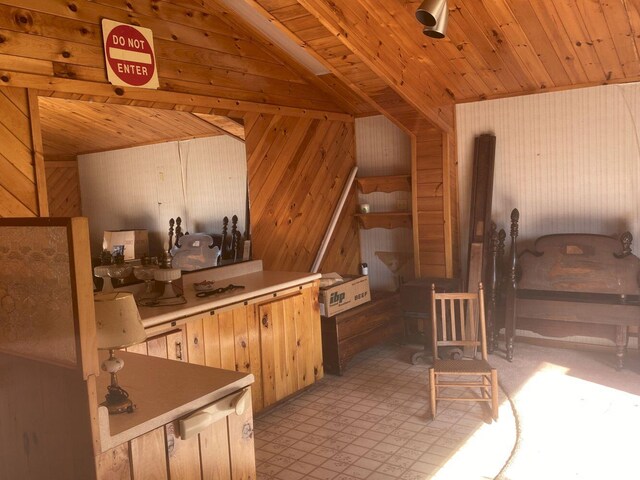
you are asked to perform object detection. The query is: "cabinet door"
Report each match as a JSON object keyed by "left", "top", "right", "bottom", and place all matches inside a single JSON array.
[
  {"left": 179, "top": 307, "right": 263, "bottom": 411},
  {"left": 258, "top": 287, "right": 322, "bottom": 408},
  {"left": 126, "top": 328, "right": 185, "bottom": 361},
  {"left": 147, "top": 329, "right": 185, "bottom": 361}
]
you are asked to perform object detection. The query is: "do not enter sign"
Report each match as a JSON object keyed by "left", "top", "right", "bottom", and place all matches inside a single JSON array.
[{"left": 102, "top": 19, "right": 159, "bottom": 89}]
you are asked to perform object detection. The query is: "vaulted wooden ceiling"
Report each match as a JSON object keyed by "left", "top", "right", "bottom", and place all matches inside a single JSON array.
[
  {"left": 213, "top": 0, "right": 640, "bottom": 133},
  {"left": 7, "top": 0, "right": 638, "bottom": 153}
]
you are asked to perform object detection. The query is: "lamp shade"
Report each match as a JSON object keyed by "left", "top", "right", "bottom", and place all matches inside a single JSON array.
[
  {"left": 423, "top": 3, "right": 448, "bottom": 39},
  {"left": 416, "top": 0, "right": 447, "bottom": 27},
  {"left": 94, "top": 292, "right": 146, "bottom": 349}
]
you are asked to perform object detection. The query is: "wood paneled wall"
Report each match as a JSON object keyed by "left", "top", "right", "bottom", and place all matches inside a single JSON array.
[
  {"left": 0, "top": 86, "right": 47, "bottom": 217},
  {"left": 0, "top": 0, "right": 344, "bottom": 115},
  {"left": 245, "top": 112, "right": 360, "bottom": 274},
  {"left": 45, "top": 159, "right": 82, "bottom": 217},
  {"left": 412, "top": 120, "right": 459, "bottom": 279}
]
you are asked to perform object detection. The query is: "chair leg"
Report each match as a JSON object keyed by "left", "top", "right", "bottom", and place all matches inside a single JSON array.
[
  {"left": 429, "top": 367, "right": 436, "bottom": 419},
  {"left": 491, "top": 369, "right": 499, "bottom": 420},
  {"left": 482, "top": 375, "right": 489, "bottom": 399}
]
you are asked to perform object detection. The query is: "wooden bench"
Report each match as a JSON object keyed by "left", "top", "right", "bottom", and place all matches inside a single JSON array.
[
  {"left": 320, "top": 291, "right": 403, "bottom": 375},
  {"left": 503, "top": 209, "right": 640, "bottom": 369}
]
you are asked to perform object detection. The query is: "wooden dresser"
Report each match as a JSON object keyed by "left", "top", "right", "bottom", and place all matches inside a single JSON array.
[{"left": 321, "top": 291, "right": 403, "bottom": 375}]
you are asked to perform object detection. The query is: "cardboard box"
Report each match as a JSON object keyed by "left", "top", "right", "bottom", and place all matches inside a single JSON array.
[
  {"left": 319, "top": 275, "right": 371, "bottom": 317},
  {"left": 103, "top": 229, "right": 149, "bottom": 261}
]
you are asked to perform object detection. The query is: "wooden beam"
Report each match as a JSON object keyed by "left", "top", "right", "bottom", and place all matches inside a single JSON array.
[
  {"left": 193, "top": 113, "right": 246, "bottom": 143},
  {"left": 27, "top": 89, "right": 48, "bottom": 217},
  {"left": 0, "top": 71, "right": 354, "bottom": 122}
]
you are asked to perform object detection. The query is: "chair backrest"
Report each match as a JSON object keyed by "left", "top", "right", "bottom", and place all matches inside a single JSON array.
[{"left": 430, "top": 283, "right": 488, "bottom": 361}]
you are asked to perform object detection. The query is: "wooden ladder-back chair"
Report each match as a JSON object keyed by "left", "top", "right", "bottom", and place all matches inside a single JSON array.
[{"left": 428, "top": 283, "right": 499, "bottom": 420}]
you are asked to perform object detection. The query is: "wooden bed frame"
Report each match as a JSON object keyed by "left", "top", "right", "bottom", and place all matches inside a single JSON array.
[{"left": 502, "top": 209, "right": 640, "bottom": 369}]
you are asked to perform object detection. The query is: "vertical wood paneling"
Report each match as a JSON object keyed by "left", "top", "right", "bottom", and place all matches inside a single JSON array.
[
  {"left": 245, "top": 112, "right": 359, "bottom": 273},
  {"left": 456, "top": 82, "right": 640, "bottom": 276},
  {"left": 355, "top": 116, "right": 413, "bottom": 290},
  {"left": 78, "top": 135, "right": 247, "bottom": 256},
  {"left": 0, "top": 86, "right": 41, "bottom": 217},
  {"left": 414, "top": 120, "right": 453, "bottom": 279},
  {"left": 130, "top": 427, "right": 168, "bottom": 480}
]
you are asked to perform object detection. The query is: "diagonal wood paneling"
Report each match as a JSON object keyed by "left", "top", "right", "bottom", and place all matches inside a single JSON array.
[
  {"left": 0, "top": 85, "right": 41, "bottom": 217},
  {"left": 245, "top": 112, "right": 359, "bottom": 274},
  {"left": 45, "top": 160, "right": 82, "bottom": 217}
]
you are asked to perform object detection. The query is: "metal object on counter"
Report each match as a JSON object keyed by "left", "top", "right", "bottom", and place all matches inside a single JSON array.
[{"left": 196, "top": 284, "right": 245, "bottom": 298}]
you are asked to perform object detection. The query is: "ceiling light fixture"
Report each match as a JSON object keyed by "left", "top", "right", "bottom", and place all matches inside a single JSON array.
[{"left": 416, "top": 0, "right": 449, "bottom": 39}]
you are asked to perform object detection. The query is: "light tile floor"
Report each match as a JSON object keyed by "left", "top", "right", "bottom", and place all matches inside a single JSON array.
[{"left": 254, "top": 344, "right": 516, "bottom": 480}]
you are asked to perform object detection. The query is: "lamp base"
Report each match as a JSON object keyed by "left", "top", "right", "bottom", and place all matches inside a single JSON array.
[{"left": 101, "top": 384, "right": 135, "bottom": 415}]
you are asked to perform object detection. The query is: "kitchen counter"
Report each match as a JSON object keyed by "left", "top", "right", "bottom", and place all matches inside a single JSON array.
[
  {"left": 97, "top": 350, "right": 254, "bottom": 452},
  {"left": 125, "top": 260, "right": 324, "bottom": 414},
  {"left": 136, "top": 260, "right": 321, "bottom": 329}
]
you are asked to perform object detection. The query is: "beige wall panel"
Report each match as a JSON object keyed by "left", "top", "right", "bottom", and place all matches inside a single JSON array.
[
  {"left": 355, "top": 116, "right": 413, "bottom": 290},
  {"left": 78, "top": 135, "right": 247, "bottom": 257},
  {"left": 457, "top": 82, "right": 640, "bottom": 346},
  {"left": 457, "top": 83, "right": 640, "bottom": 272}
]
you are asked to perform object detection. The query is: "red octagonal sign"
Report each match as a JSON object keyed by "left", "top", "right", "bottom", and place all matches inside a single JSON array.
[{"left": 102, "top": 19, "right": 159, "bottom": 89}]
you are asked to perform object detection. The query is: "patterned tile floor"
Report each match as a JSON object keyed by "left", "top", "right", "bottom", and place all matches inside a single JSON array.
[{"left": 254, "top": 344, "right": 516, "bottom": 480}]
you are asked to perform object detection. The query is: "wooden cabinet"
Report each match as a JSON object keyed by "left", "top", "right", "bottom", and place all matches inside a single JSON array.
[
  {"left": 96, "top": 398, "right": 255, "bottom": 480},
  {"left": 127, "top": 328, "right": 186, "bottom": 361},
  {"left": 94, "top": 352, "right": 255, "bottom": 480},
  {"left": 145, "top": 281, "right": 323, "bottom": 413},
  {"left": 257, "top": 286, "right": 323, "bottom": 408},
  {"left": 321, "top": 292, "right": 403, "bottom": 375}
]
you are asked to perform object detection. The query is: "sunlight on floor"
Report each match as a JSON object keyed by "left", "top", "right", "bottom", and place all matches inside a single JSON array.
[
  {"left": 499, "top": 361, "right": 640, "bottom": 479},
  {"left": 254, "top": 345, "right": 517, "bottom": 480}
]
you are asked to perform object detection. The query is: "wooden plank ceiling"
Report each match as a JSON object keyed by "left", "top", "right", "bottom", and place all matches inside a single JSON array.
[
  {"left": 215, "top": 0, "right": 640, "bottom": 133},
  {"left": 13, "top": 0, "right": 640, "bottom": 157},
  {"left": 37, "top": 97, "right": 241, "bottom": 157}
]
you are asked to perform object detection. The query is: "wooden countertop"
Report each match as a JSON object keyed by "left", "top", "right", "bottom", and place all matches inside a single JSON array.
[
  {"left": 97, "top": 351, "right": 254, "bottom": 452},
  {"left": 138, "top": 270, "right": 321, "bottom": 329}
]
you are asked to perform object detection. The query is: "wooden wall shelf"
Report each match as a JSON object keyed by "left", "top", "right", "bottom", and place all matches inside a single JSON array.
[
  {"left": 356, "top": 175, "right": 411, "bottom": 194},
  {"left": 355, "top": 212, "right": 412, "bottom": 229}
]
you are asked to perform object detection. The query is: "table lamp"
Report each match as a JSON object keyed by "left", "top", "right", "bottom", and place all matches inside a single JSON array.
[{"left": 94, "top": 292, "right": 146, "bottom": 414}]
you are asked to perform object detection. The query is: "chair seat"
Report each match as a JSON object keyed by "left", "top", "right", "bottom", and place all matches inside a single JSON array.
[{"left": 433, "top": 358, "right": 494, "bottom": 374}]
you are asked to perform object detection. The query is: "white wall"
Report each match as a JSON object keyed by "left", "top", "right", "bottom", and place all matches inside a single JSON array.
[
  {"left": 355, "top": 116, "right": 413, "bottom": 291},
  {"left": 78, "top": 135, "right": 247, "bottom": 258},
  {"left": 457, "top": 82, "right": 640, "bottom": 346},
  {"left": 456, "top": 82, "right": 640, "bottom": 272}
]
